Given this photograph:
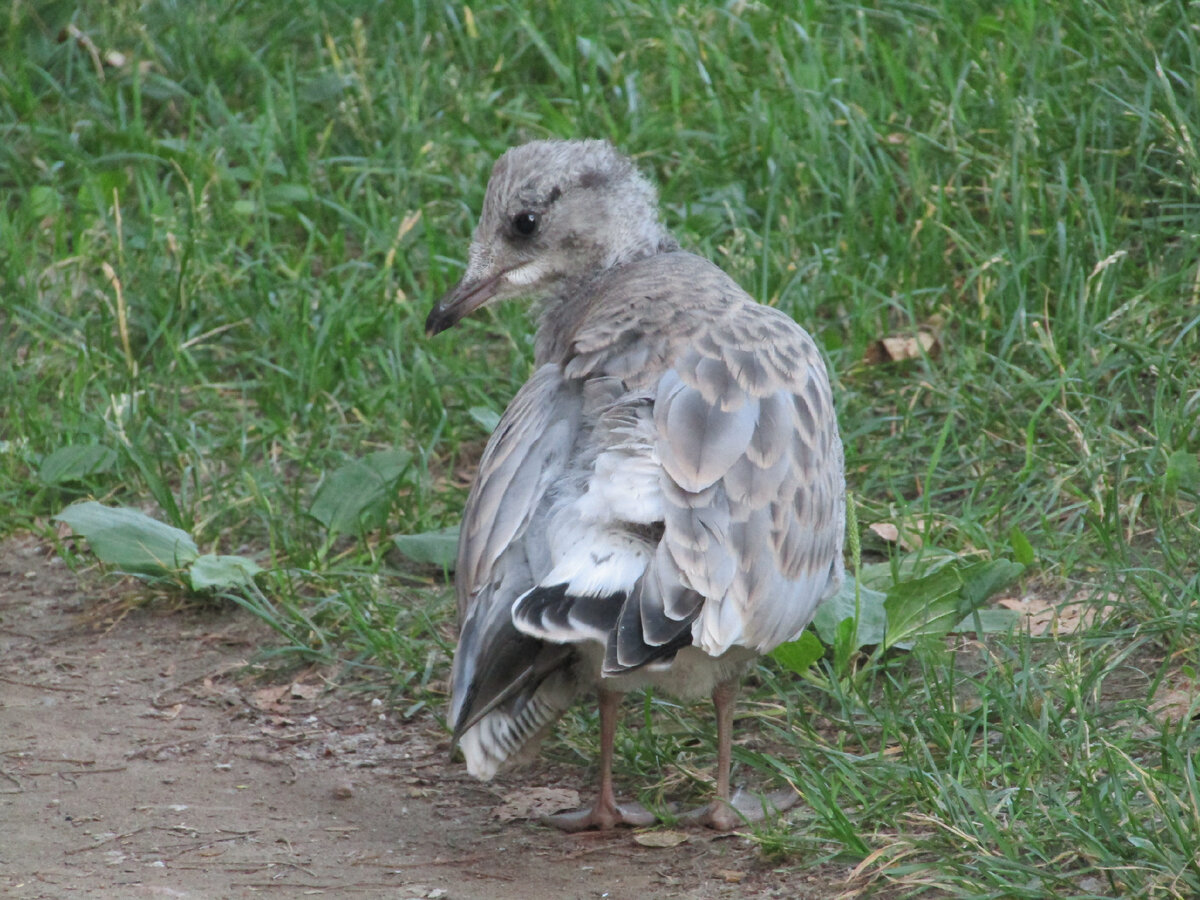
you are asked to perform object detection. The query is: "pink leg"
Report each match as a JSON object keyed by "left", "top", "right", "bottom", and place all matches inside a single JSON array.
[
  {"left": 704, "top": 679, "right": 742, "bottom": 831},
  {"left": 680, "top": 680, "right": 798, "bottom": 831},
  {"left": 543, "top": 690, "right": 656, "bottom": 831}
]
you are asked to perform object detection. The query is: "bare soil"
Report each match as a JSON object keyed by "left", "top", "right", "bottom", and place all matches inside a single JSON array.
[{"left": 0, "top": 536, "right": 847, "bottom": 899}]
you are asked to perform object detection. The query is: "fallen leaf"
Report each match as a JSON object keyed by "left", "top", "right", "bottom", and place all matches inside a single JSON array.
[
  {"left": 633, "top": 829, "right": 690, "bottom": 848},
  {"left": 289, "top": 682, "right": 321, "bottom": 700},
  {"left": 995, "top": 592, "right": 1118, "bottom": 636},
  {"left": 868, "top": 522, "right": 900, "bottom": 543},
  {"left": 881, "top": 331, "right": 937, "bottom": 360},
  {"left": 491, "top": 787, "right": 581, "bottom": 822},
  {"left": 864, "top": 316, "right": 944, "bottom": 365},
  {"left": 249, "top": 685, "right": 292, "bottom": 713},
  {"left": 866, "top": 517, "right": 949, "bottom": 551}
]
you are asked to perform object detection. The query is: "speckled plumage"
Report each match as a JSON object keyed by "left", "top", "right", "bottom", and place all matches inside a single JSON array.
[{"left": 427, "top": 140, "right": 845, "bottom": 828}]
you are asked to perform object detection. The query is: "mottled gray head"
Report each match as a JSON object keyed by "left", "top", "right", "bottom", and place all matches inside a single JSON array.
[{"left": 426, "top": 140, "right": 675, "bottom": 335}]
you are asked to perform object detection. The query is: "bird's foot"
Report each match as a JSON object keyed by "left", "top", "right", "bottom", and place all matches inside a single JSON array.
[
  {"left": 675, "top": 788, "right": 799, "bottom": 831},
  {"left": 541, "top": 799, "right": 657, "bottom": 832}
]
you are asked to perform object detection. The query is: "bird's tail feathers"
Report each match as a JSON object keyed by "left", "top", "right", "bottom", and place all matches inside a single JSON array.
[{"left": 457, "top": 668, "right": 578, "bottom": 780}]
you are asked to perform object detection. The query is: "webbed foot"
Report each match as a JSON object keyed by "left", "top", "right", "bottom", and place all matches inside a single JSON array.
[
  {"left": 675, "top": 788, "right": 798, "bottom": 831},
  {"left": 542, "top": 799, "right": 657, "bottom": 832}
]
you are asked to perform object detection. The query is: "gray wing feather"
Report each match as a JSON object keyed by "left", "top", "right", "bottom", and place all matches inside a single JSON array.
[
  {"left": 652, "top": 303, "right": 845, "bottom": 658},
  {"left": 654, "top": 367, "right": 759, "bottom": 493},
  {"left": 449, "top": 365, "right": 587, "bottom": 774},
  {"left": 455, "top": 365, "right": 580, "bottom": 617}
]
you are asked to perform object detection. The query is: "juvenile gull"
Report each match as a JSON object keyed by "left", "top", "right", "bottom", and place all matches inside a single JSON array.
[{"left": 426, "top": 140, "right": 845, "bottom": 831}]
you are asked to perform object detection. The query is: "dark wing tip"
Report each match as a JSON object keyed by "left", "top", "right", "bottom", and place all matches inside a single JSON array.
[{"left": 603, "top": 590, "right": 696, "bottom": 675}]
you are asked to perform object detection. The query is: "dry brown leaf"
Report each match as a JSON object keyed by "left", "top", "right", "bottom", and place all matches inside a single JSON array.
[
  {"left": 632, "top": 829, "right": 690, "bottom": 848},
  {"left": 160, "top": 702, "right": 183, "bottom": 720},
  {"left": 881, "top": 331, "right": 938, "bottom": 361},
  {"left": 865, "top": 319, "right": 943, "bottom": 365},
  {"left": 867, "top": 518, "right": 934, "bottom": 551},
  {"left": 248, "top": 685, "right": 292, "bottom": 713},
  {"left": 491, "top": 787, "right": 580, "bottom": 822},
  {"left": 868, "top": 522, "right": 900, "bottom": 543},
  {"left": 995, "top": 592, "right": 1118, "bottom": 636},
  {"left": 289, "top": 682, "right": 321, "bottom": 700}
]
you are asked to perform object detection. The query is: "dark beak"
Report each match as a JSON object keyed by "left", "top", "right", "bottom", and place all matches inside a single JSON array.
[{"left": 425, "top": 272, "right": 504, "bottom": 337}]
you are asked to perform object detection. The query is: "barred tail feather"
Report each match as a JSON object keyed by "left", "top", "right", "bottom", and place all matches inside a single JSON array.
[{"left": 458, "top": 670, "right": 578, "bottom": 780}]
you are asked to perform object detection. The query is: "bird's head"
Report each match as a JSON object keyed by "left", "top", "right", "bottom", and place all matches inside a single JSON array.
[{"left": 425, "top": 140, "right": 674, "bottom": 336}]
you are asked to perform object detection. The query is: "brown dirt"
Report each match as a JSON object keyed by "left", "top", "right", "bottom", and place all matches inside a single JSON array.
[{"left": 0, "top": 536, "right": 850, "bottom": 899}]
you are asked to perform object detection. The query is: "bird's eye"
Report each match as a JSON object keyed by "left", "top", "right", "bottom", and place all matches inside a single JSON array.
[{"left": 511, "top": 211, "right": 539, "bottom": 237}]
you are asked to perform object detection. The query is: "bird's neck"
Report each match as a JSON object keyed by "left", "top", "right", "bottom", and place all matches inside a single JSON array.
[
  {"left": 532, "top": 274, "right": 606, "bottom": 367},
  {"left": 533, "top": 234, "right": 680, "bottom": 367}
]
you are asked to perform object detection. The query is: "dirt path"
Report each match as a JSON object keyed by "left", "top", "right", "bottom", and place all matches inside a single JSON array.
[{"left": 0, "top": 535, "right": 844, "bottom": 899}]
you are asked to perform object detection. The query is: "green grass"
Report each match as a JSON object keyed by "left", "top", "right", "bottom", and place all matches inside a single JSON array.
[{"left": 3, "top": 0, "right": 1198, "bottom": 895}]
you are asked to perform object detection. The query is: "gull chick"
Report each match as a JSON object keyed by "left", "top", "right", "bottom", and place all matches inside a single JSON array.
[{"left": 427, "top": 140, "right": 845, "bottom": 831}]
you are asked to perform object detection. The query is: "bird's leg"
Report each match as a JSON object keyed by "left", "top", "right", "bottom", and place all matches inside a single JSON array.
[
  {"left": 678, "top": 679, "right": 798, "bottom": 830},
  {"left": 542, "top": 689, "right": 656, "bottom": 831},
  {"left": 692, "top": 679, "right": 743, "bottom": 831},
  {"left": 711, "top": 678, "right": 737, "bottom": 825}
]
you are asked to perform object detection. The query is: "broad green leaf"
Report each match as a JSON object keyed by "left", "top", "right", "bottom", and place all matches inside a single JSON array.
[
  {"left": 265, "top": 183, "right": 315, "bottom": 206},
  {"left": 1008, "top": 526, "right": 1035, "bottom": 567},
  {"left": 953, "top": 607, "right": 1022, "bottom": 634},
  {"left": 468, "top": 406, "right": 502, "bottom": 432},
  {"left": 770, "top": 630, "right": 825, "bottom": 675},
  {"left": 38, "top": 445, "right": 117, "bottom": 485},
  {"left": 812, "top": 577, "right": 888, "bottom": 648},
  {"left": 28, "top": 184, "right": 62, "bottom": 219},
  {"left": 883, "top": 567, "right": 964, "bottom": 650},
  {"left": 189, "top": 554, "right": 263, "bottom": 591},
  {"left": 958, "top": 559, "right": 1024, "bottom": 610},
  {"left": 1165, "top": 449, "right": 1199, "bottom": 495},
  {"left": 855, "top": 560, "right": 896, "bottom": 592},
  {"left": 309, "top": 450, "right": 412, "bottom": 536},
  {"left": 392, "top": 526, "right": 460, "bottom": 568},
  {"left": 833, "top": 614, "right": 858, "bottom": 671},
  {"left": 856, "top": 549, "right": 959, "bottom": 593},
  {"left": 54, "top": 502, "right": 198, "bottom": 576}
]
